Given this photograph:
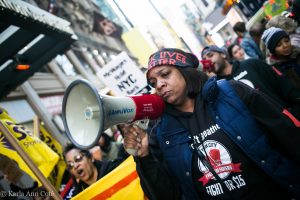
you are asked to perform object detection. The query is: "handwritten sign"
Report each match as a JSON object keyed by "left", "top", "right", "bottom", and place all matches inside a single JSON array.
[{"left": 97, "top": 52, "right": 148, "bottom": 96}]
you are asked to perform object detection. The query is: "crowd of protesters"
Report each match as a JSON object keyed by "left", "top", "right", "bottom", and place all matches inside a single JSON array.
[
  {"left": 62, "top": 10, "right": 300, "bottom": 200},
  {"left": 121, "top": 12, "right": 300, "bottom": 200},
  {"left": 203, "top": 13, "right": 300, "bottom": 118}
]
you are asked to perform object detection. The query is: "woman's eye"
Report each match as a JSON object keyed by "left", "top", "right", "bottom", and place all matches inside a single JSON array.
[
  {"left": 149, "top": 81, "right": 156, "bottom": 87},
  {"left": 161, "top": 72, "right": 169, "bottom": 77},
  {"left": 276, "top": 42, "right": 281, "bottom": 47}
]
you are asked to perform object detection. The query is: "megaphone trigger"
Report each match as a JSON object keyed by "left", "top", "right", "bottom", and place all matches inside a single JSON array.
[
  {"left": 125, "top": 148, "right": 138, "bottom": 156},
  {"left": 134, "top": 119, "right": 149, "bottom": 130}
]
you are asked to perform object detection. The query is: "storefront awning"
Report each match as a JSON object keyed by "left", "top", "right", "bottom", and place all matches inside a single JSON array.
[{"left": 0, "top": 0, "right": 77, "bottom": 99}]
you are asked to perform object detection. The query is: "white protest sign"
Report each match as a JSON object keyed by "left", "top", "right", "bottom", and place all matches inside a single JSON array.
[{"left": 97, "top": 52, "right": 148, "bottom": 96}]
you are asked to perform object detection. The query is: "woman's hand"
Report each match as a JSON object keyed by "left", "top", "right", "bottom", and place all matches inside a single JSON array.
[{"left": 123, "top": 124, "right": 149, "bottom": 157}]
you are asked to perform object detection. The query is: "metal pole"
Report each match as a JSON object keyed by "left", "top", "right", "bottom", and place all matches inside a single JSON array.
[
  {"left": 111, "top": 0, "right": 134, "bottom": 28},
  {"left": 33, "top": 115, "right": 40, "bottom": 138},
  {"left": 47, "top": 60, "right": 71, "bottom": 88},
  {"left": 0, "top": 121, "right": 62, "bottom": 200},
  {"left": 66, "top": 50, "right": 95, "bottom": 81}
]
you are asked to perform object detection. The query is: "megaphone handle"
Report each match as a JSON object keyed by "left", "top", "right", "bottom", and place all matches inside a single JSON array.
[
  {"left": 125, "top": 120, "right": 149, "bottom": 156},
  {"left": 134, "top": 119, "right": 149, "bottom": 130},
  {"left": 125, "top": 148, "right": 138, "bottom": 156}
]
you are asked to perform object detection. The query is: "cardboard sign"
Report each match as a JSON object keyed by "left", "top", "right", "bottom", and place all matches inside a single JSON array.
[{"left": 97, "top": 52, "right": 148, "bottom": 96}]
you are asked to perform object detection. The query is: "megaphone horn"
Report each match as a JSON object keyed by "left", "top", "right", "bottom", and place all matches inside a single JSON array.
[{"left": 62, "top": 79, "right": 165, "bottom": 150}]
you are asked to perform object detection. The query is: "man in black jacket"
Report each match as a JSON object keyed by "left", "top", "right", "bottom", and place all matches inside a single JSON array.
[{"left": 201, "top": 45, "right": 300, "bottom": 119}]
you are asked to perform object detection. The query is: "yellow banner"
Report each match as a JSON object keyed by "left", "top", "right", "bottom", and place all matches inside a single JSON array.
[
  {"left": 72, "top": 156, "right": 146, "bottom": 200},
  {"left": 39, "top": 125, "right": 66, "bottom": 189},
  {"left": 0, "top": 108, "right": 59, "bottom": 185}
]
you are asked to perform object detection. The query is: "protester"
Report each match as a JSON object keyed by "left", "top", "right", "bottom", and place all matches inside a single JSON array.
[
  {"left": 227, "top": 43, "right": 250, "bottom": 61},
  {"left": 232, "top": 22, "right": 246, "bottom": 44},
  {"left": 249, "top": 22, "right": 265, "bottom": 47},
  {"left": 123, "top": 48, "right": 300, "bottom": 200},
  {"left": 249, "top": 22, "right": 266, "bottom": 59},
  {"left": 262, "top": 27, "right": 300, "bottom": 89},
  {"left": 233, "top": 22, "right": 264, "bottom": 59},
  {"left": 265, "top": 15, "right": 300, "bottom": 47},
  {"left": 0, "top": 155, "right": 39, "bottom": 200},
  {"left": 201, "top": 45, "right": 300, "bottom": 118},
  {"left": 63, "top": 143, "right": 125, "bottom": 196}
]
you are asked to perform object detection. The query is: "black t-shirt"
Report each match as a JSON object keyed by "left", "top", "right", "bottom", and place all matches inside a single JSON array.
[
  {"left": 218, "top": 59, "right": 300, "bottom": 117},
  {"left": 173, "top": 84, "right": 293, "bottom": 200}
]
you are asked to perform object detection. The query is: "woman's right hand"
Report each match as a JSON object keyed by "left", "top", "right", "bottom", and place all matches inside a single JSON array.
[{"left": 123, "top": 124, "right": 149, "bottom": 157}]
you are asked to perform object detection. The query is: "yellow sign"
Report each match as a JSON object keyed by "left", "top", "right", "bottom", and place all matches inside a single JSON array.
[
  {"left": 39, "top": 125, "right": 66, "bottom": 189},
  {"left": 0, "top": 108, "right": 59, "bottom": 185}
]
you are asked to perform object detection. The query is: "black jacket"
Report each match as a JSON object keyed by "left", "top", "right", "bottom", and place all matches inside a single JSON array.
[{"left": 218, "top": 59, "right": 300, "bottom": 117}]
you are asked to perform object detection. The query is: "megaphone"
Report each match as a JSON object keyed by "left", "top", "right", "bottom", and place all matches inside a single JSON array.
[{"left": 62, "top": 79, "right": 165, "bottom": 150}]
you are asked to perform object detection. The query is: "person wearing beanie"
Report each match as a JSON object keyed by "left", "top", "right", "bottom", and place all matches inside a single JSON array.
[
  {"left": 123, "top": 48, "right": 300, "bottom": 200},
  {"left": 201, "top": 45, "right": 227, "bottom": 58},
  {"left": 201, "top": 44, "right": 300, "bottom": 118},
  {"left": 262, "top": 27, "right": 300, "bottom": 90},
  {"left": 265, "top": 15, "right": 300, "bottom": 47},
  {"left": 262, "top": 27, "right": 290, "bottom": 54}
]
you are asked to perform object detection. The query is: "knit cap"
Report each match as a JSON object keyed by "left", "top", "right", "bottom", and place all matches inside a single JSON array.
[
  {"left": 201, "top": 45, "right": 227, "bottom": 58},
  {"left": 262, "top": 27, "right": 289, "bottom": 54}
]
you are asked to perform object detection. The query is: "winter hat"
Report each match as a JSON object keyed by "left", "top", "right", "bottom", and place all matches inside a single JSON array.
[
  {"left": 147, "top": 48, "right": 199, "bottom": 78},
  {"left": 262, "top": 27, "right": 289, "bottom": 54},
  {"left": 201, "top": 45, "right": 227, "bottom": 58}
]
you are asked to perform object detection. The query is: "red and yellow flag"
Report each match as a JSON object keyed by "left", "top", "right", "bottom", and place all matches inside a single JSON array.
[{"left": 72, "top": 156, "right": 147, "bottom": 200}]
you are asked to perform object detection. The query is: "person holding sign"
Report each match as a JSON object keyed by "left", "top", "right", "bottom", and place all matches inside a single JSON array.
[{"left": 123, "top": 48, "right": 300, "bottom": 200}]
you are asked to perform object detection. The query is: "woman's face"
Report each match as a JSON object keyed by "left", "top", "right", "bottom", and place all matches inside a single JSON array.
[
  {"left": 65, "top": 149, "right": 96, "bottom": 185},
  {"left": 231, "top": 45, "right": 245, "bottom": 61},
  {"left": 148, "top": 66, "right": 187, "bottom": 106},
  {"left": 275, "top": 37, "right": 292, "bottom": 57}
]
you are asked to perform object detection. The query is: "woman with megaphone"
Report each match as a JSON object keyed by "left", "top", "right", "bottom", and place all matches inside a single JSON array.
[{"left": 123, "top": 48, "right": 300, "bottom": 200}]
